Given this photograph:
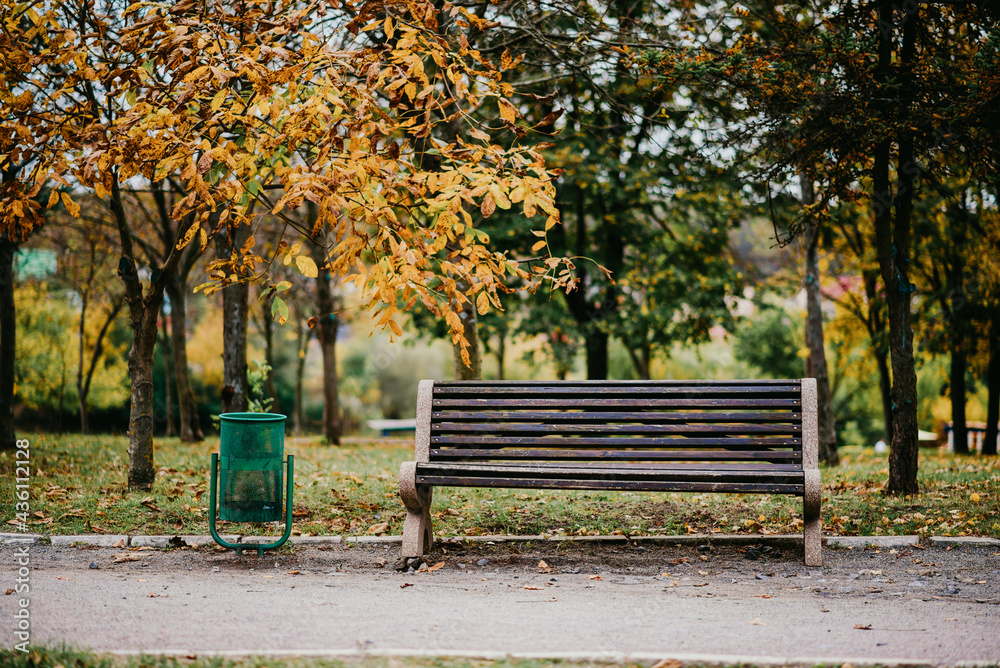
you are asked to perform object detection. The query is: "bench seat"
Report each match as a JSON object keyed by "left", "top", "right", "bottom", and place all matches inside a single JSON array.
[{"left": 399, "top": 379, "right": 822, "bottom": 565}]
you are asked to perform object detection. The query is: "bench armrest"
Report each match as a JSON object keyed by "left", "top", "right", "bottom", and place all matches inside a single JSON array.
[{"left": 414, "top": 379, "right": 434, "bottom": 462}]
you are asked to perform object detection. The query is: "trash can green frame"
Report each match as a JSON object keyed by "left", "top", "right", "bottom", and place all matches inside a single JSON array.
[{"left": 209, "top": 412, "right": 294, "bottom": 555}]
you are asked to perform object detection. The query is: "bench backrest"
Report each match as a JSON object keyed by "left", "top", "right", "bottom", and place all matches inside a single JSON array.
[{"left": 415, "top": 380, "right": 816, "bottom": 471}]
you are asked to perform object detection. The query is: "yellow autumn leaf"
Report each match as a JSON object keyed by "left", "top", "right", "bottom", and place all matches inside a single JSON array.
[
  {"left": 177, "top": 224, "right": 200, "bottom": 250},
  {"left": 47, "top": 190, "right": 59, "bottom": 210},
  {"left": 531, "top": 239, "right": 546, "bottom": 252},
  {"left": 498, "top": 98, "right": 517, "bottom": 124},
  {"left": 60, "top": 192, "right": 80, "bottom": 218},
  {"left": 970, "top": 493, "right": 980, "bottom": 503},
  {"left": 296, "top": 255, "right": 319, "bottom": 278},
  {"left": 476, "top": 291, "right": 489, "bottom": 315},
  {"left": 210, "top": 89, "right": 227, "bottom": 111}
]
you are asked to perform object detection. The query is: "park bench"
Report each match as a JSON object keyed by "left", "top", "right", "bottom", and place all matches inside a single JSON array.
[{"left": 399, "top": 379, "right": 822, "bottom": 566}]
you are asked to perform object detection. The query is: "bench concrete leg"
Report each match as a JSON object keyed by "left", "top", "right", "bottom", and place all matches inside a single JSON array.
[
  {"left": 399, "top": 461, "right": 433, "bottom": 558},
  {"left": 804, "top": 468, "right": 822, "bottom": 566}
]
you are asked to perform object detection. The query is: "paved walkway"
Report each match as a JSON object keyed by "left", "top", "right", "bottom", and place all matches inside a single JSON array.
[{"left": 3, "top": 538, "right": 998, "bottom": 665}]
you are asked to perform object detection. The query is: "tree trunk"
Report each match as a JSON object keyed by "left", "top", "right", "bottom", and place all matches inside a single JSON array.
[
  {"left": 802, "top": 182, "right": 839, "bottom": 466},
  {"left": 312, "top": 239, "right": 341, "bottom": 444},
  {"left": 984, "top": 308, "right": 999, "bottom": 456},
  {"left": 125, "top": 305, "right": 160, "bottom": 489},
  {"left": 111, "top": 178, "right": 161, "bottom": 490},
  {"left": 292, "top": 313, "right": 311, "bottom": 437},
  {"left": 77, "top": 292, "right": 90, "bottom": 434},
  {"left": 496, "top": 329, "right": 506, "bottom": 380},
  {"left": 110, "top": 174, "right": 195, "bottom": 491},
  {"left": 261, "top": 290, "right": 279, "bottom": 411},
  {"left": 159, "top": 305, "right": 175, "bottom": 437},
  {"left": 166, "top": 281, "right": 204, "bottom": 441},
  {"left": 583, "top": 328, "right": 609, "bottom": 380},
  {"left": 452, "top": 282, "right": 482, "bottom": 380},
  {"left": 949, "top": 343, "right": 968, "bottom": 454},
  {"left": 875, "top": 344, "right": 893, "bottom": 443},
  {"left": 627, "top": 340, "right": 651, "bottom": 380},
  {"left": 216, "top": 226, "right": 250, "bottom": 414},
  {"left": 0, "top": 238, "right": 15, "bottom": 451},
  {"left": 558, "top": 185, "right": 611, "bottom": 381},
  {"left": 881, "top": 5, "right": 920, "bottom": 496}
]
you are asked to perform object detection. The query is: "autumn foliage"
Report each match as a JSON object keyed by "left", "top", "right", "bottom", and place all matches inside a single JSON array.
[
  {"left": 2, "top": 0, "right": 564, "bottom": 362},
  {"left": 2, "top": 0, "right": 566, "bottom": 484}
]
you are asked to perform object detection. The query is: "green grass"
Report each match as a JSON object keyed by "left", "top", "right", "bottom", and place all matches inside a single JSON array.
[{"left": 2, "top": 434, "right": 998, "bottom": 539}]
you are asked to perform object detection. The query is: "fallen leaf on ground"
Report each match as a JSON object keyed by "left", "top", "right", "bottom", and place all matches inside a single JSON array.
[
  {"left": 368, "top": 522, "right": 389, "bottom": 535},
  {"left": 748, "top": 618, "right": 766, "bottom": 626},
  {"left": 670, "top": 557, "right": 692, "bottom": 565},
  {"left": 140, "top": 498, "right": 161, "bottom": 512},
  {"left": 651, "top": 660, "right": 682, "bottom": 668},
  {"left": 755, "top": 594, "right": 772, "bottom": 599},
  {"left": 115, "top": 539, "right": 126, "bottom": 548},
  {"left": 693, "top": 583, "right": 709, "bottom": 587},
  {"left": 400, "top": 582, "right": 413, "bottom": 588},
  {"left": 427, "top": 561, "right": 445, "bottom": 572},
  {"left": 854, "top": 624, "right": 872, "bottom": 630},
  {"left": 588, "top": 575, "right": 602, "bottom": 581},
  {"left": 112, "top": 553, "right": 141, "bottom": 564},
  {"left": 698, "top": 570, "right": 709, "bottom": 575},
  {"left": 286, "top": 570, "right": 301, "bottom": 575},
  {"left": 524, "top": 585, "right": 543, "bottom": 590},
  {"left": 5, "top": 589, "right": 13, "bottom": 595},
  {"left": 537, "top": 559, "right": 552, "bottom": 573},
  {"left": 148, "top": 593, "right": 165, "bottom": 598}
]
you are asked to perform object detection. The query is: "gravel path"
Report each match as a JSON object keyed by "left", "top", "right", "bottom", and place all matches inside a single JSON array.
[{"left": 3, "top": 539, "right": 998, "bottom": 665}]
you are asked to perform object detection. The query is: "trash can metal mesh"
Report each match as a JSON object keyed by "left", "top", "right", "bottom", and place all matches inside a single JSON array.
[{"left": 219, "top": 412, "right": 286, "bottom": 522}]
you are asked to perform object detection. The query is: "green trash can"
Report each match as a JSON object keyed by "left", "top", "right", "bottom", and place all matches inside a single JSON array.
[
  {"left": 209, "top": 412, "right": 294, "bottom": 555},
  {"left": 219, "top": 412, "right": 285, "bottom": 522}
]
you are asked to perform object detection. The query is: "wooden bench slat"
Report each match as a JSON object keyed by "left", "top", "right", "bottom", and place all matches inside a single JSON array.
[
  {"left": 432, "top": 385, "right": 800, "bottom": 396},
  {"left": 414, "top": 474, "right": 804, "bottom": 495},
  {"left": 425, "top": 460, "right": 802, "bottom": 470},
  {"left": 418, "top": 461, "right": 804, "bottom": 480},
  {"left": 433, "top": 379, "right": 802, "bottom": 386},
  {"left": 431, "top": 435, "right": 801, "bottom": 447},
  {"left": 432, "top": 422, "right": 802, "bottom": 435},
  {"left": 429, "top": 448, "right": 802, "bottom": 462},
  {"left": 432, "top": 410, "right": 802, "bottom": 423},
  {"left": 432, "top": 398, "right": 802, "bottom": 408}
]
